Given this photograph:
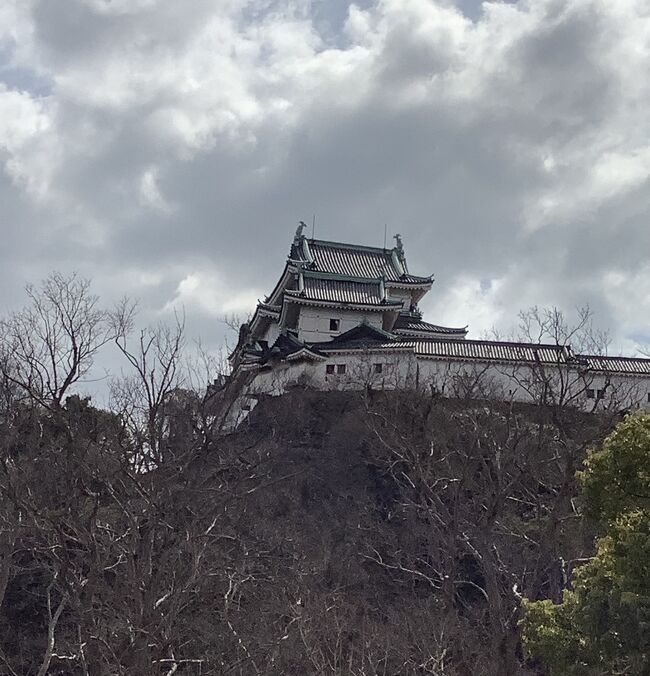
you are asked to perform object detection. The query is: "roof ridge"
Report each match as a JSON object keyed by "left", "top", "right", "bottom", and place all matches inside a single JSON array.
[
  {"left": 309, "top": 238, "right": 394, "bottom": 254},
  {"left": 423, "top": 338, "right": 570, "bottom": 349},
  {"left": 579, "top": 353, "right": 650, "bottom": 362}
]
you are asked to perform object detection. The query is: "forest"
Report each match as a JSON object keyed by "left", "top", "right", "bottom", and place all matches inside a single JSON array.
[{"left": 0, "top": 273, "right": 648, "bottom": 675}]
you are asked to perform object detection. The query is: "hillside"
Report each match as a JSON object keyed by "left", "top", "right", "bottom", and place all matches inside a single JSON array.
[{"left": 0, "top": 388, "right": 618, "bottom": 675}]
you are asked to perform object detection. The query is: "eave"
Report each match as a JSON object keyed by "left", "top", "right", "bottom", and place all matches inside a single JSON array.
[
  {"left": 320, "top": 344, "right": 414, "bottom": 356},
  {"left": 284, "top": 295, "right": 404, "bottom": 312},
  {"left": 265, "top": 263, "right": 295, "bottom": 306},
  {"left": 394, "top": 328, "right": 468, "bottom": 339},
  {"left": 285, "top": 347, "right": 328, "bottom": 363},
  {"left": 257, "top": 303, "right": 281, "bottom": 318},
  {"left": 385, "top": 279, "right": 433, "bottom": 290}
]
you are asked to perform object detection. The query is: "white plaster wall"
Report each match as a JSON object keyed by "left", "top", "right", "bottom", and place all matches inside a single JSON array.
[
  {"left": 416, "top": 358, "right": 650, "bottom": 411},
  {"left": 233, "top": 354, "right": 650, "bottom": 427},
  {"left": 242, "top": 351, "right": 417, "bottom": 399},
  {"left": 319, "top": 352, "right": 418, "bottom": 391},
  {"left": 297, "top": 307, "right": 383, "bottom": 343},
  {"left": 260, "top": 321, "right": 280, "bottom": 345},
  {"left": 386, "top": 288, "right": 412, "bottom": 307}
]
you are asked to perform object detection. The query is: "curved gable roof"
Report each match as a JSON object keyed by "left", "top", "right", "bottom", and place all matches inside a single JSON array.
[{"left": 292, "top": 238, "right": 432, "bottom": 284}]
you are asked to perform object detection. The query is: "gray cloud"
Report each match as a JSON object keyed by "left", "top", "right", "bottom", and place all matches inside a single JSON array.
[{"left": 1, "top": 0, "right": 649, "bottom": 382}]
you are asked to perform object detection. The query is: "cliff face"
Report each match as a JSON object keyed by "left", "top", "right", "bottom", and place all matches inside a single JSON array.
[{"left": 0, "top": 389, "right": 615, "bottom": 675}]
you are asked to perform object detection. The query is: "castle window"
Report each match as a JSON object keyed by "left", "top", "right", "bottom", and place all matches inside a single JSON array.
[
  {"left": 337, "top": 364, "right": 346, "bottom": 375},
  {"left": 586, "top": 388, "right": 595, "bottom": 399},
  {"left": 329, "top": 318, "right": 340, "bottom": 332},
  {"left": 374, "top": 363, "right": 383, "bottom": 374},
  {"left": 326, "top": 364, "right": 335, "bottom": 375},
  {"left": 647, "top": 392, "right": 650, "bottom": 403},
  {"left": 597, "top": 388, "right": 605, "bottom": 399}
]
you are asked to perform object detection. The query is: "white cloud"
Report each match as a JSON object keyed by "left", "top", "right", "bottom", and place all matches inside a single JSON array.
[
  {"left": 0, "top": 85, "right": 48, "bottom": 151},
  {"left": 163, "top": 271, "right": 261, "bottom": 318},
  {"left": 1, "top": 0, "right": 650, "bottom": 362},
  {"left": 139, "top": 166, "right": 174, "bottom": 213},
  {"left": 426, "top": 273, "right": 507, "bottom": 338},
  {"left": 0, "top": 84, "right": 56, "bottom": 198}
]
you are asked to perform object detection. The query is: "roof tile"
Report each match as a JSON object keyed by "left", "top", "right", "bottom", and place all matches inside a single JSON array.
[
  {"left": 287, "top": 277, "right": 402, "bottom": 307},
  {"left": 581, "top": 355, "right": 650, "bottom": 375},
  {"left": 393, "top": 314, "right": 467, "bottom": 336},
  {"left": 294, "top": 239, "right": 431, "bottom": 283}
]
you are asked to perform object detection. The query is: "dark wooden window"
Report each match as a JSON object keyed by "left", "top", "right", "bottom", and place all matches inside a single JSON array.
[
  {"left": 586, "top": 388, "right": 595, "bottom": 399},
  {"left": 337, "top": 364, "right": 346, "bottom": 374},
  {"left": 597, "top": 388, "right": 605, "bottom": 399},
  {"left": 326, "top": 364, "right": 335, "bottom": 375},
  {"left": 329, "top": 318, "right": 340, "bottom": 331},
  {"left": 374, "top": 363, "right": 383, "bottom": 374}
]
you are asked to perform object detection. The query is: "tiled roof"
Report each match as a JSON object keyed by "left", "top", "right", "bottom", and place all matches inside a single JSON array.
[
  {"left": 245, "top": 333, "right": 327, "bottom": 364},
  {"left": 408, "top": 340, "right": 569, "bottom": 363},
  {"left": 580, "top": 355, "right": 650, "bottom": 375},
  {"left": 393, "top": 314, "right": 467, "bottom": 336},
  {"left": 257, "top": 302, "right": 280, "bottom": 314},
  {"left": 309, "top": 241, "right": 400, "bottom": 279},
  {"left": 293, "top": 239, "right": 431, "bottom": 284},
  {"left": 328, "top": 338, "right": 650, "bottom": 374},
  {"left": 315, "top": 323, "right": 397, "bottom": 349},
  {"left": 286, "top": 277, "right": 403, "bottom": 307},
  {"left": 365, "top": 339, "right": 571, "bottom": 365},
  {"left": 388, "top": 274, "right": 433, "bottom": 285}
]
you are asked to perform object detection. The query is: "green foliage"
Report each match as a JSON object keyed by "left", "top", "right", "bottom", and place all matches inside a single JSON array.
[
  {"left": 580, "top": 411, "right": 650, "bottom": 523},
  {"left": 523, "top": 412, "right": 650, "bottom": 675}
]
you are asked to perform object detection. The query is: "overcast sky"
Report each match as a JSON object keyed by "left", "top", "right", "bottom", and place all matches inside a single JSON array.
[{"left": 2, "top": 0, "right": 650, "bottom": 373}]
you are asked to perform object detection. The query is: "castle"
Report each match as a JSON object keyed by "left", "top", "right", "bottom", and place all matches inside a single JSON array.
[{"left": 228, "top": 224, "right": 650, "bottom": 423}]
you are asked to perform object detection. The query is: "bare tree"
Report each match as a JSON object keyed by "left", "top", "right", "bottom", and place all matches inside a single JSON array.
[
  {"left": 0, "top": 273, "right": 113, "bottom": 408},
  {"left": 111, "top": 303, "right": 187, "bottom": 466},
  {"left": 358, "top": 378, "right": 617, "bottom": 675},
  {"left": 517, "top": 305, "right": 610, "bottom": 354}
]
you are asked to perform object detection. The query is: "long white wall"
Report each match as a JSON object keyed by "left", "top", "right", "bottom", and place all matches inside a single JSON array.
[
  {"left": 237, "top": 352, "right": 650, "bottom": 419},
  {"left": 415, "top": 357, "right": 650, "bottom": 411}
]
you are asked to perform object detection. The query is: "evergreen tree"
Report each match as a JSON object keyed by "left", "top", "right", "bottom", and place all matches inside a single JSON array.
[{"left": 522, "top": 412, "right": 650, "bottom": 675}]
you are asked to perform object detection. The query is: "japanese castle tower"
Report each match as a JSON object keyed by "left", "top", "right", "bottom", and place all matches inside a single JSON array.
[{"left": 228, "top": 224, "right": 650, "bottom": 420}]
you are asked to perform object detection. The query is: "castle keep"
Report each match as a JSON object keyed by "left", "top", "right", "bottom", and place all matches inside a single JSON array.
[{"left": 228, "top": 225, "right": 650, "bottom": 421}]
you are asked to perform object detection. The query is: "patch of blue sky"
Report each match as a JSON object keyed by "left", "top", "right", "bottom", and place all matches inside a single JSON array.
[
  {"left": 310, "top": 0, "right": 374, "bottom": 47},
  {"left": 453, "top": 0, "right": 519, "bottom": 23},
  {"left": 0, "top": 64, "right": 53, "bottom": 97},
  {"left": 238, "top": 0, "right": 375, "bottom": 49},
  {"left": 0, "top": 42, "right": 52, "bottom": 97}
]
